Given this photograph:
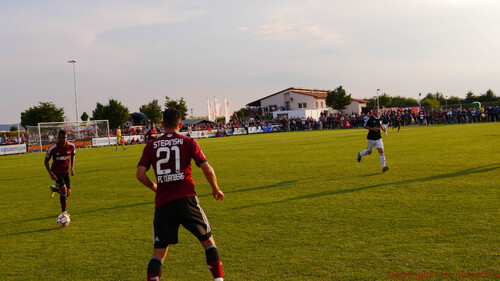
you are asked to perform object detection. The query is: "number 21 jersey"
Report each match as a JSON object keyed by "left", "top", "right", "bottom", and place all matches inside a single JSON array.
[{"left": 138, "top": 132, "right": 207, "bottom": 207}]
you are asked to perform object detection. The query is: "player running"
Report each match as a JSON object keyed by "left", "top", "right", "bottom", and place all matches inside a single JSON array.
[
  {"left": 137, "top": 109, "right": 225, "bottom": 281},
  {"left": 393, "top": 113, "right": 402, "bottom": 133},
  {"left": 44, "top": 130, "right": 75, "bottom": 215},
  {"left": 357, "top": 107, "right": 389, "bottom": 172},
  {"left": 381, "top": 110, "right": 390, "bottom": 136}
]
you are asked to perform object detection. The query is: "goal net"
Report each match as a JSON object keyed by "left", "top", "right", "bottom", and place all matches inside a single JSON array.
[{"left": 26, "top": 120, "right": 110, "bottom": 153}]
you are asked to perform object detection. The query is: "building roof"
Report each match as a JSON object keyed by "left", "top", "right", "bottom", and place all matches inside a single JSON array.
[
  {"left": 247, "top": 87, "right": 330, "bottom": 107},
  {"left": 351, "top": 98, "right": 370, "bottom": 103},
  {"left": 182, "top": 119, "right": 215, "bottom": 126},
  {"left": 290, "top": 88, "right": 328, "bottom": 98},
  {"left": 246, "top": 87, "right": 368, "bottom": 107}
]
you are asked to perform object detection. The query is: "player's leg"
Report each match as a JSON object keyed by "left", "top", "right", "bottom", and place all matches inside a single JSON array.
[
  {"left": 358, "top": 140, "right": 374, "bottom": 161},
  {"left": 59, "top": 186, "right": 67, "bottom": 212},
  {"left": 201, "top": 236, "right": 224, "bottom": 281},
  {"left": 148, "top": 247, "right": 168, "bottom": 281},
  {"left": 148, "top": 203, "right": 179, "bottom": 281},
  {"left": 376, "top": 141, "right": 389, "bottom": 172},
  {"left": 50, "top": 180, "right": 60, "bottom": 198},
  {"left": 60, "top": 174, "right": 71, "bottom": 213},
  {"left": 53, "top": 175, "right": 67, "bottom": 211},
  {"left": 358, "top": 149, "right": 372, "bottom": 160},
  {"left": 181, "top": 197, "right": 224, "bottom": 281}
]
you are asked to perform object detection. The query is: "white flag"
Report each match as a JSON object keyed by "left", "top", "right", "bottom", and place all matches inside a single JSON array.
[
  {"left": 215, "top": 98, "right": 222, "bottom": 117},
  {"left": 207, "top": 98, "right": 213, "bottom": 122},
  {"left": 224, "top": 98, "right": 230, "bottom": 123}
]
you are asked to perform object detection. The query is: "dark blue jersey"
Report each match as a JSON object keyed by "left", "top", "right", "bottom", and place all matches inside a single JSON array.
[
  {"left": 382, "top": 114, "right": 390, "bottom": 124},
  {"left": 364, "top": 116, "right": 382, "bottom": 140}
]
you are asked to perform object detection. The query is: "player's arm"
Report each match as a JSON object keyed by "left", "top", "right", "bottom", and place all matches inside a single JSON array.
[
  {"left": 199, "top": 162, "right": 224, "bottom": 201},
  {"left": 136, "top": 165, "right": 157, "bottom": 192},
  {"left": 44, "top": 157, "right": 57, "bottom": 180},
  {"left": 364, "top": 125, "right": 379, "bottom": 132}
]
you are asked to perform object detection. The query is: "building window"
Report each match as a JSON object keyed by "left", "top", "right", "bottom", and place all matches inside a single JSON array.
[
  {"left": 316, "top": 101, "right": 319, "bottom": 108},
  {"left": 298, "top": 102, "right": 307, "bottom": 109},
  {"left": 298, "top": 103, "right": 302, "bottom": 109}
]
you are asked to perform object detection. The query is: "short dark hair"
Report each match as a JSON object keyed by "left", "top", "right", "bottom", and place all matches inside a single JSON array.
[
  {"left": 163, "top": 108, "right": 182, "bottom": 129},
  {"left": 58, "top": 130, "right": 67, "bottom": 136}
]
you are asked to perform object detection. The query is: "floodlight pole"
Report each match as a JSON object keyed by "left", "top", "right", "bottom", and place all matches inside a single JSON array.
[
  {"left": 38, "top": 124, "right": 42, "bottom": 153},
  {"left": 68, "top": 60, "right": 78, "bottom": 123},
  {"left": 419, "top": 93, "right": 422, "bottom": 111},
  {"left": 445, "top": 96, "right": 448, "bottom": 109},
  {"left": 376, "top": 89, "right": 380, "bottom": 108}
]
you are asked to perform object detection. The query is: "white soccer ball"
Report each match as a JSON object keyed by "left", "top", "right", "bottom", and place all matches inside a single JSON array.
[{"left": 57, "top": 214, "right": 70, "bottom": 227}]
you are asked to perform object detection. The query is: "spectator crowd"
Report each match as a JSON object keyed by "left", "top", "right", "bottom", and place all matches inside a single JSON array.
[
  {"left": 2, "top": 106, "right": 498, "bottom": 146},
  {"left": 1, "top": 133, "right": 26, "bottom": 145},
  {"left": 205, "top": 105, "right": 500, "bottom": 133}
]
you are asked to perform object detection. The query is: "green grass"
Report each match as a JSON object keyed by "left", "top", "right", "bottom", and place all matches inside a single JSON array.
[{"left": 1, "top": 123, "right": 499, "bottom": 280}]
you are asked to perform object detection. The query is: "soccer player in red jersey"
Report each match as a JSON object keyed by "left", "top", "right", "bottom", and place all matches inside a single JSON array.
[
  {"left": 44, "top": 130, "right": 75, "bottom": 215},
  {"left": 145, "top": 123, "right": 158, "bottom": 143},
  {"left": 137, "top": 109, "right": 225, "bottom": 281}
]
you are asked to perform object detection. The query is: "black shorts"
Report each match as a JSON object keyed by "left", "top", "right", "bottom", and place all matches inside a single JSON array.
[
  {"left": 54, "top": 173, "right": 71, "bottom": 189},
  {"left": 153, "top": 196, "right": 212, "bottom": 248}
]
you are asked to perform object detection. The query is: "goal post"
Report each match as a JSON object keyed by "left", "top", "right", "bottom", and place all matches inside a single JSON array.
[{"left": 26, "top": 120, "right": 110, "bottom": 153}]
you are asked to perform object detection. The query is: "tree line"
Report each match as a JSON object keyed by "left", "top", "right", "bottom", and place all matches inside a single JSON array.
[
  {"left": 19, "top": 88, "right": 499, "bottom": 129},
  {"left": 365, "top": 89, "right": 499, "bottom": 109},
  {"left": 326, "top": 87, "right": 499, "bottom": 110},
  {"left": 20, "top": 96, "right": 188, "bottom": 129},
  {"left": 235, "top": 87, "right": 498, "bottom": 116}
]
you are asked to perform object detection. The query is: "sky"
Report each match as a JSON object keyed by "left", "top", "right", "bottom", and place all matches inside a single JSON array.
[{"left": 1, "top": 0, "right": 499, "bottom": 124}]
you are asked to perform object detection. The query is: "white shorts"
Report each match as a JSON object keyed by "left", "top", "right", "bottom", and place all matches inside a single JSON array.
[
  {"left": 367, "top": 139, "right": 384, "bottom": 151},
  {"left": 382, "top": 124, "right": 389, "bottom": 130}
]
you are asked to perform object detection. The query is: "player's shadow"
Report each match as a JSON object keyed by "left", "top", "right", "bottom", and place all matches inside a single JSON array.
[
  {"left": 298, "top": 141, "right": 329, "bottom": 146},
  {"left": 1, "top": 174, "right": 45, "bottom": 181},
  {"left": 71, "top": 201, "right": 153, "bottom": 216},
  {"left": 198, "top": 180, "right": 299, "bottom": 198},
  {"left": 232, "top": 163, "right": 500, "bottom": 210},
  {"left": 17, "top": 201, "right": 153, "bottom": 223},
  {"left": 79, "top": 167, "right": 130, "bottom": 174},
  {"left": 14, "top": 181, "right": 297, "bottom": 224},
  {"left": 0, "top": 227, "right": 59, "bottom": 238},
  {"left": 2, "top": 167, "right": 125, "bottom": 182}
]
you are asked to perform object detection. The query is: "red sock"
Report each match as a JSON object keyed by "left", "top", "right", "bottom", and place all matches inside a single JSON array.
[
  {"left": 60, "top": 198, "right": 67, "bottom": 212},
  {"left": 51, "top": 186, "right": 60, "bottom": 193},
  {"left": 207, "top": 260, "right": 223, "bottom": 279},
  {"left": 147, "top": 274, "right": 160, "bottom": 281}
]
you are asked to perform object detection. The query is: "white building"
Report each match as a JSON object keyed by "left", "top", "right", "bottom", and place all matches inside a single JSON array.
[{"left": 247, "top": 87, "right": 369, "bottom": 119}]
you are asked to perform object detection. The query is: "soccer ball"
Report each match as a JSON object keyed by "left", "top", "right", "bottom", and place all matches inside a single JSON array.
[{"left": 57, "top": 214, "right": 70, "bottom": 227}]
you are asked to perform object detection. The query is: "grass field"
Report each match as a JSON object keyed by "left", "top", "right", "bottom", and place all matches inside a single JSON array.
[{"left": 1, "top": 123, "right": 499, "bottom": 280}]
